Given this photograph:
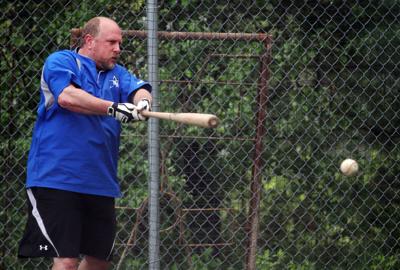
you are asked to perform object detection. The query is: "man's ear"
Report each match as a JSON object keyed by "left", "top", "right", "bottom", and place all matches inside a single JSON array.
[{"left": 84, "top": 34, "right": 94, "bottom": 49}]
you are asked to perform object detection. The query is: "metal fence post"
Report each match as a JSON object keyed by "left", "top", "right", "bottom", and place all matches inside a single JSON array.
[{"left": 147, "top": 0, "right": 160, "bottom": 269}]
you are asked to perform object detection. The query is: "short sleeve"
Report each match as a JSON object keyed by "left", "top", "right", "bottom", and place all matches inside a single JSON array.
[
  {"left": 118, "top": 67, "right": 152, "bottom": 103},
  {"left": 43, "top": 51, "right": 82, "bottom": 101}
]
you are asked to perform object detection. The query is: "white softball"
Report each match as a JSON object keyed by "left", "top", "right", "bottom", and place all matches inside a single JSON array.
[{"left": 340, "top": 158, "right": 359, "bottom": 176}]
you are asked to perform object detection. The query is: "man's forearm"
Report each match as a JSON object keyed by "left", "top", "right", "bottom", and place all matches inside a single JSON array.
[
  {"left": 58, "top": 85, "right": 113, "bottom": 115},
  {"left": 132, "top": 88, "right": 152, "bottom": 105}
]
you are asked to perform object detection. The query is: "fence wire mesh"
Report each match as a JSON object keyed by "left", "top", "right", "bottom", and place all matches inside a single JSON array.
[{"left": 1, "top": 1, "right": 400, "bottom": 269}]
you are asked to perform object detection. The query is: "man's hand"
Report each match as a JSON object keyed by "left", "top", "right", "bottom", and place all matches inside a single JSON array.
[
  {"left": 136, "top": 99, "right": 151, "bottom": 120},
  {"left": 107, "top": 103, "right": 142, "bottom": 123},
  {"left": 137, "top": 99, "right": 151, "bottom": 110}
]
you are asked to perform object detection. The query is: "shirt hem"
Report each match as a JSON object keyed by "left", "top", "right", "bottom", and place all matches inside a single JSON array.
[{"left": 26, "top": 182, "right": 121, "bottom": 198}]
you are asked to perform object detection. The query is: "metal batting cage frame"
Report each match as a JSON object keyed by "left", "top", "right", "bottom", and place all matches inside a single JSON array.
[{"left": 71, "top": 28, "right": 272, "bottom": 270}]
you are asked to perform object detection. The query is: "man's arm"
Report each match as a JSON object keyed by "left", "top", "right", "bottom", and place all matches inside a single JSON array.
[
  {"left": 58, "top": 84, "right": 112, "bottom": 115},
  {"left": 132, "top": 88, "right": 153, "bottom": 106},
  {"left": 58, "top": 84, "right": 149, "bottom": 123}
]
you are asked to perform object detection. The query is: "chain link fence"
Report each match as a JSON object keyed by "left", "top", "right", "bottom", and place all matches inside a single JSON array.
[{"left": 1, "top": 1, "right": 399, "bottom": 269}]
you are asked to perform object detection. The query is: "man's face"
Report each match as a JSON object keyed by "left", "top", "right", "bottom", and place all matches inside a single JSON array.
[{"left": 91, "top": 22, "right": 122, "bottom": 70}]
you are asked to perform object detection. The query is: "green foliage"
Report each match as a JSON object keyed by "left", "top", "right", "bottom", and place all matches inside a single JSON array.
[
  {"left": 169, "top": 248, "right": 231, "bottom": 270},
  {"left": 257, "top": 249, "right": 316, "bottom": 270},
  {"left": 2, "top": 0, "right": 400, "bottom": 269}
]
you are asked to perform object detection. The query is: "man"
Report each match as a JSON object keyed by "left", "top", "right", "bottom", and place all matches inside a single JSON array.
[{"left": 18, "top": 17, "right": 152, "bottom": 270}]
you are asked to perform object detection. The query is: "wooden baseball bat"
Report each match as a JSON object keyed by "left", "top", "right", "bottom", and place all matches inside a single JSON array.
[{"left": 140, "top": 110, "right": 219, "bottom": 128}]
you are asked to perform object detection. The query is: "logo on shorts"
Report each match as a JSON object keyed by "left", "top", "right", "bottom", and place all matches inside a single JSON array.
[{"left": 39, "top": 245, "right": 48, "bottom": 251}]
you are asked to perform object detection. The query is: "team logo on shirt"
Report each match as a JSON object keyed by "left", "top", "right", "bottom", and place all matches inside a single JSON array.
[{"left": 110, "top": 76, "right": 119, "bottom": 88}]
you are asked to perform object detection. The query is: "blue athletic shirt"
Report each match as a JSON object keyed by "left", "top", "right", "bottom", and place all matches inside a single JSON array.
[{"left": 26, "top": 49, "right": 151, "bottom": 197}]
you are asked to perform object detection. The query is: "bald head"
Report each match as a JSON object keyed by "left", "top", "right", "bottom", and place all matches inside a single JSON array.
[
  {"left": 79, "top": 17, "right": 122, "bottom": 70},
  {"left": 81, "top": 17, "right": 120, "bottom": 46}
]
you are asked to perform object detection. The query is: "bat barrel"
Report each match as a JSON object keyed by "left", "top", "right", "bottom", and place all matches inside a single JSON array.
[
  {"left": 208, "top": 116, "right": 219, "bottom": 128},
  {"left": 140, "top": 111, "right": 219, "bottom": 128}
]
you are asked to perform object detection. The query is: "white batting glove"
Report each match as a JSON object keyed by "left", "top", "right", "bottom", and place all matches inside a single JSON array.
[
  {"left": 136, "top": 99, "right": 151, "bottom": 120},
  {"left": 137, "top": 99, "right": 151, "bottom": 110},
  {"left": 107, "top": 103, "right": 141, "bottom": 123}
]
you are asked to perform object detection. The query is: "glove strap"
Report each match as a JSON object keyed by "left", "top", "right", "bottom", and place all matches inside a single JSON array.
[{"left": 107, "top": 103, "right": 118, "bottom": 116}]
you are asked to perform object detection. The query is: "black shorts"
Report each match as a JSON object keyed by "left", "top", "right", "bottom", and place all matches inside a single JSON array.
[{"left": 18, "top": 187, "right": 116, "bottom": 261}]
